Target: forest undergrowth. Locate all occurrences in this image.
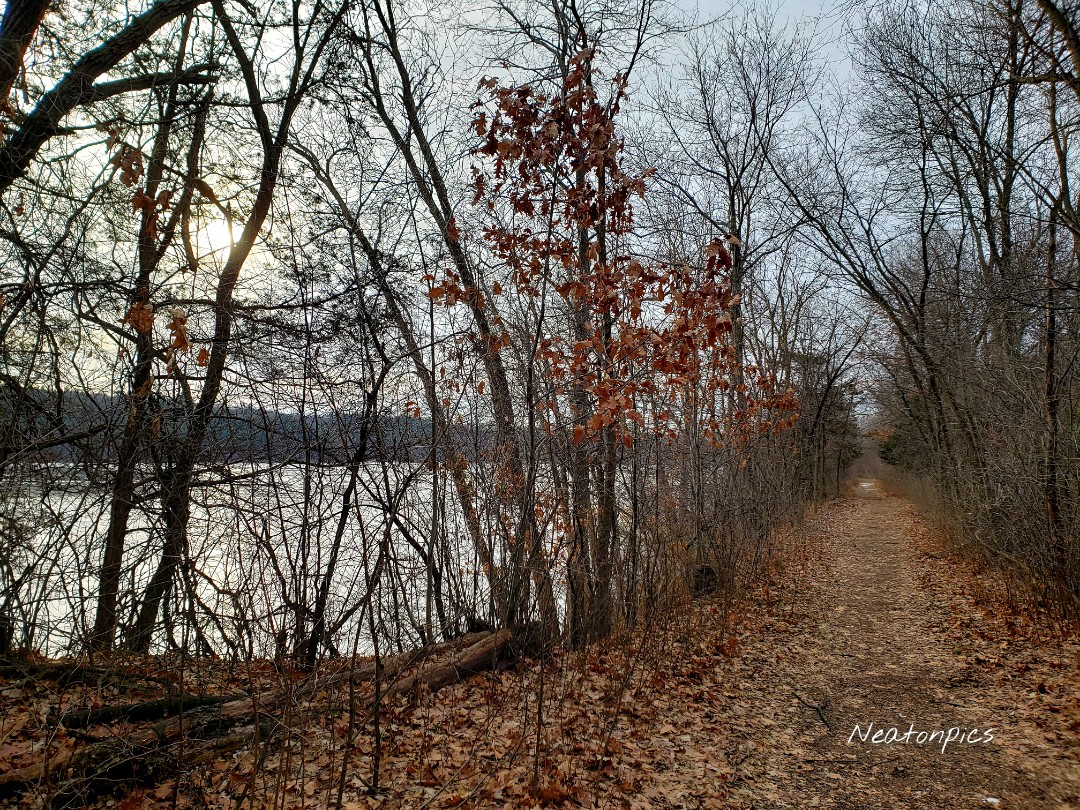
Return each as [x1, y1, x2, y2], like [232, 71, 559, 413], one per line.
[1, 480, 1077, 810]
[0, 509, 814, 809]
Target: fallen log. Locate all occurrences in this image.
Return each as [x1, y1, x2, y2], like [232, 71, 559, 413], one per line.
[0, 660, 101, 683]
[209, 633, 488, 727]
[370, 628, 514, 706]
[59, 693, 238, 729]
[0, 660, 158, 689]
[0, 630, 515, 806]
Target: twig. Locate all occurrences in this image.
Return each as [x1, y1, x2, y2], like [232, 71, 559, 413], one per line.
[793, 689, 833, 732]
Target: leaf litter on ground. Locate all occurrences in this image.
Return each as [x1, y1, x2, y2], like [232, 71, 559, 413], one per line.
[1, 486, 1077, 809]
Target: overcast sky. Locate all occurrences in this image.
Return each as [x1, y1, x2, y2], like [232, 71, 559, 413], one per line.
[680, 0, 853, 75]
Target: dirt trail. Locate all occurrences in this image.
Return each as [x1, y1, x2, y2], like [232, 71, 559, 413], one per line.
[713, 479, 1080, 810]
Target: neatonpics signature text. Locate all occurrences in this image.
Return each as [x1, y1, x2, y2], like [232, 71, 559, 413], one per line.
[848, 723, 995, 753]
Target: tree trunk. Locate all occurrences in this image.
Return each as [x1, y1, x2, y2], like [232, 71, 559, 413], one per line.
[91, 18, 201, 650]
[126, 471, 190, 653]
[362, 0, 555, 634]
[1045, 207, 1063, 578]
[0, 0, 49, 103]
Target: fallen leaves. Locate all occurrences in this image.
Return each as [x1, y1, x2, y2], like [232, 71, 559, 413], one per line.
[3, 490, 1076, 809]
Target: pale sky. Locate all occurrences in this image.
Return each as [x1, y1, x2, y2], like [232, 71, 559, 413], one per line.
[682, 0, 853, 76]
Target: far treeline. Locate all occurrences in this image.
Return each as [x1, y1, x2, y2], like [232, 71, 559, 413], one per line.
[0, 0, 1076, 664]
